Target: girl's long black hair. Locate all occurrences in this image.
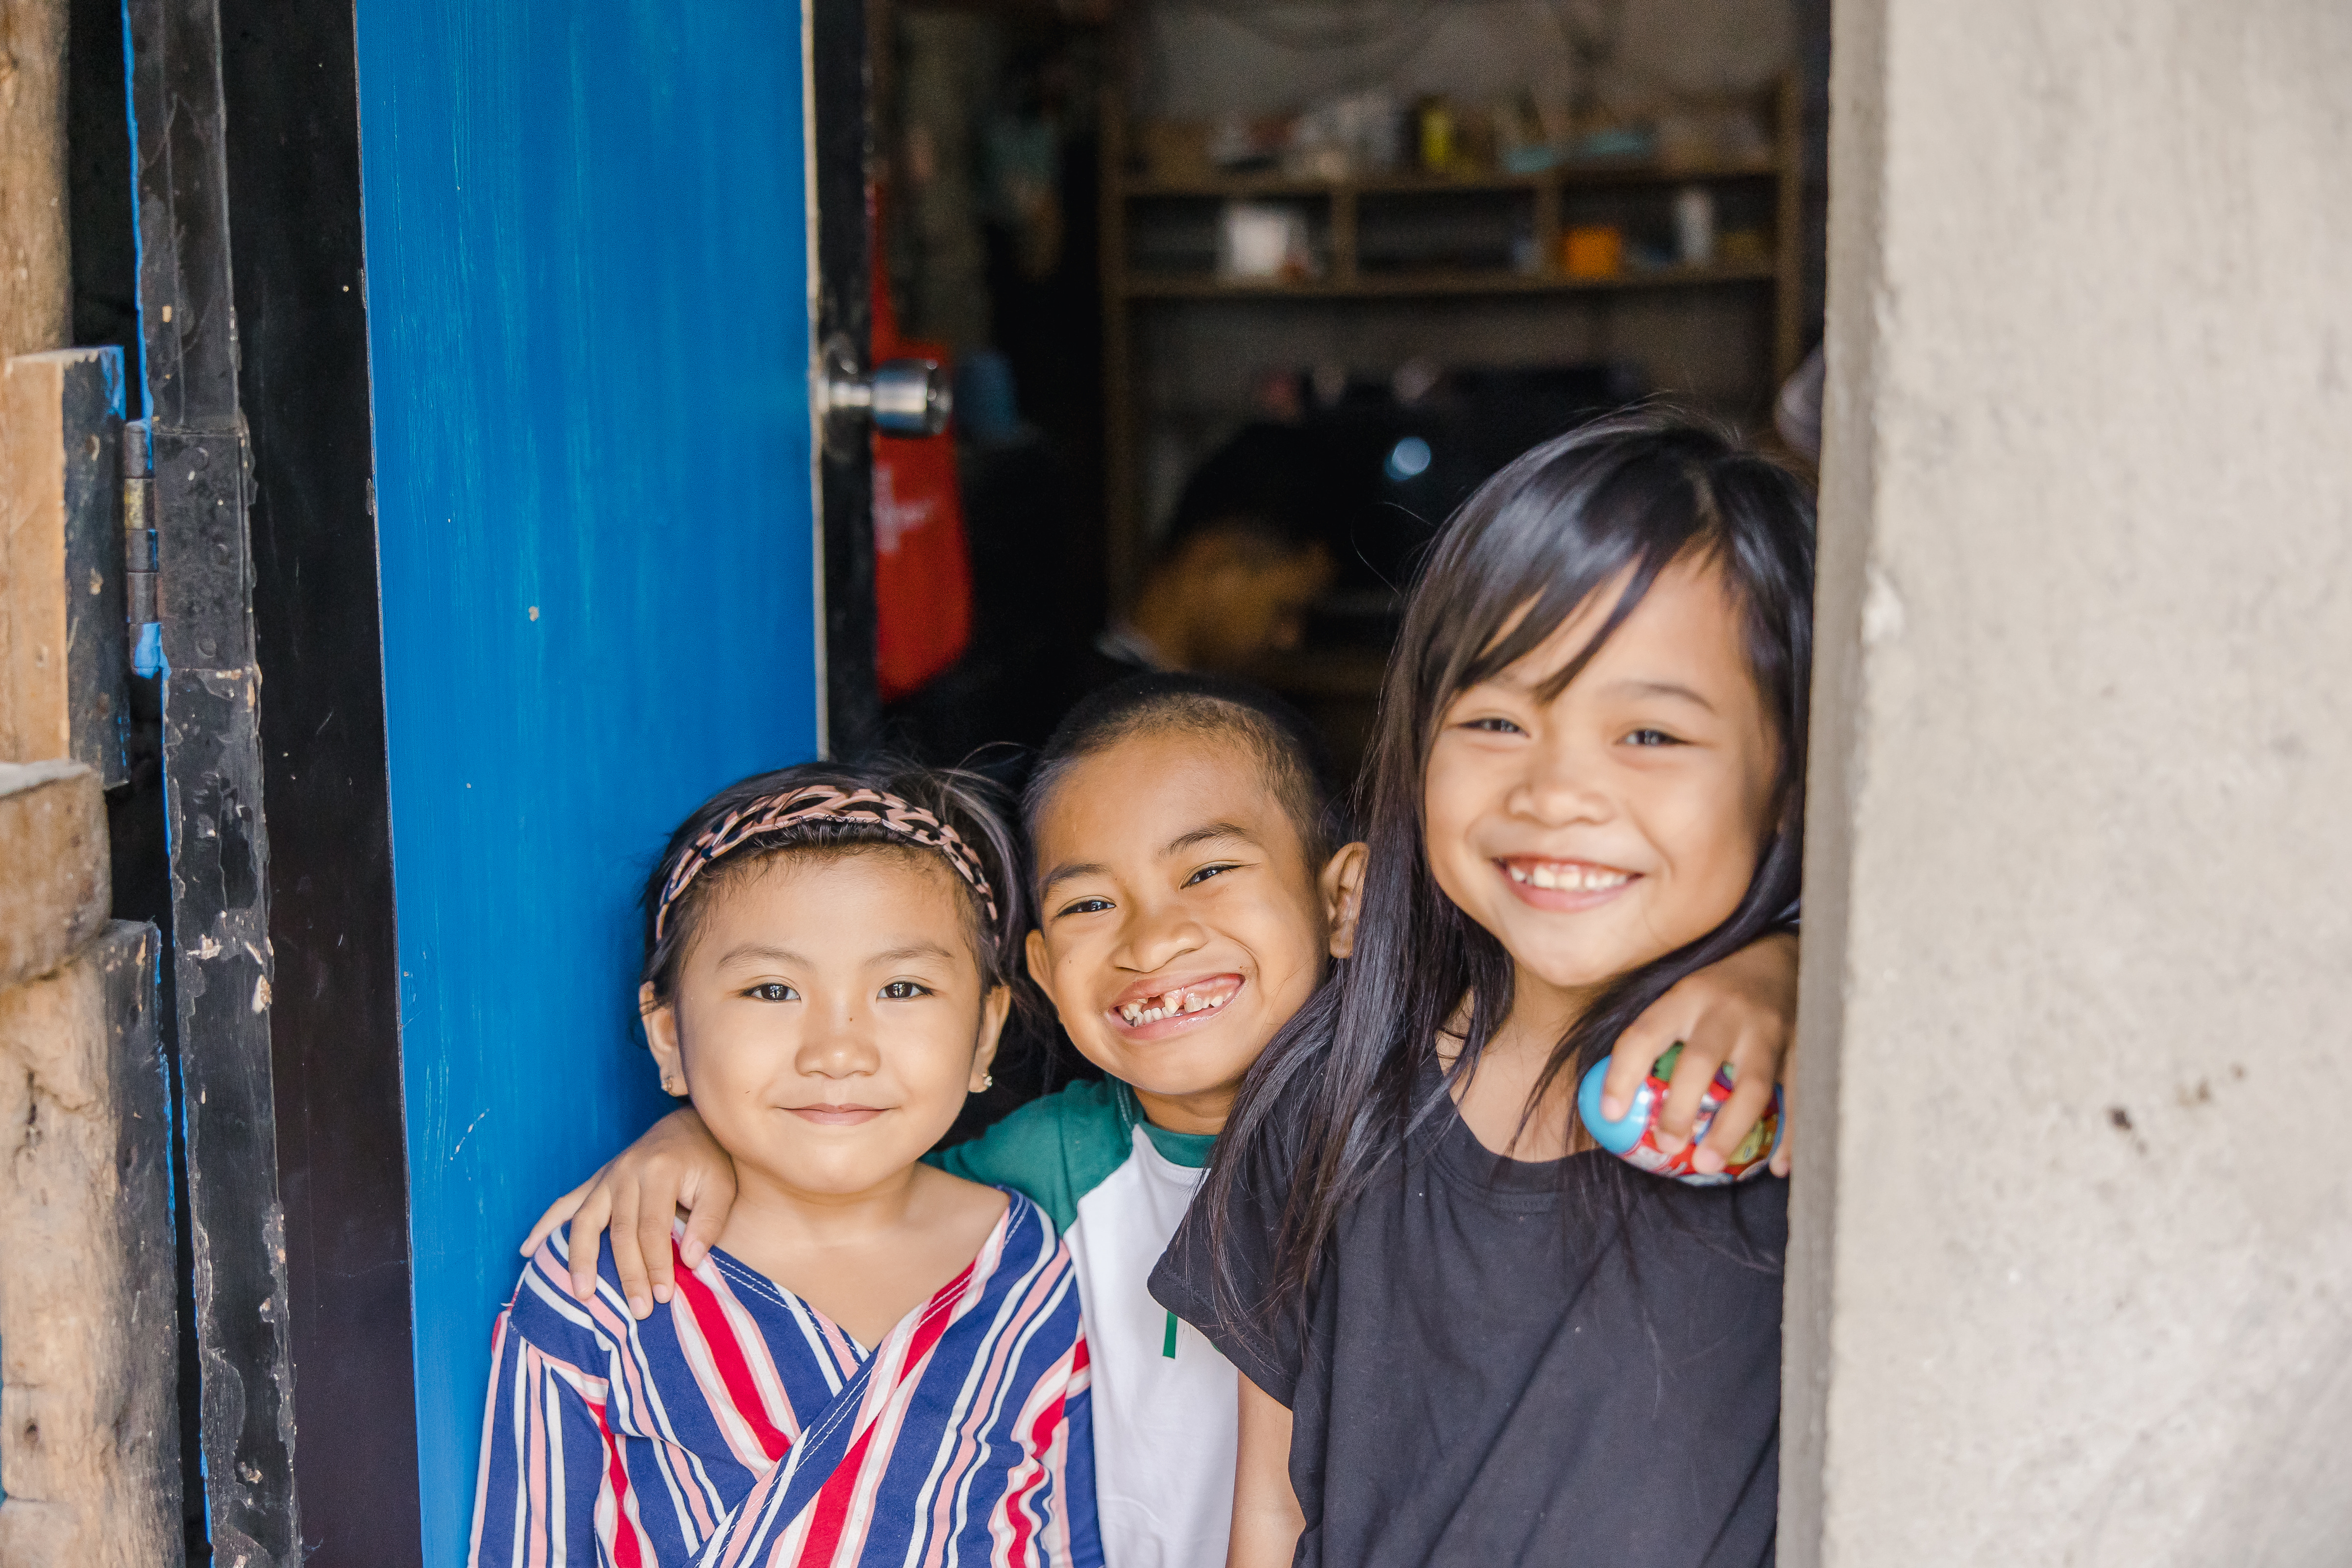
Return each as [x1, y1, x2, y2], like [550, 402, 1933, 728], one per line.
[1202, 409, 1816, 1326]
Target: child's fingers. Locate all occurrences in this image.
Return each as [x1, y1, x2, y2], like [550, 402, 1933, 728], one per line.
[1768, 1052, 1798, 1176]
[637, 1191, 680, 1307]
[523, 1173, 599, 1257]
[676, 1165, 737, 1271]
[1706, 1012, 1793, 1175]
[1691, 1066, 1778, 1176]
[608, 1186, 654, 1319]
[1601, 1008, 1684, 1122]
[565, 1185, 615, 1302]
[1651, 1028, 1730, 1154]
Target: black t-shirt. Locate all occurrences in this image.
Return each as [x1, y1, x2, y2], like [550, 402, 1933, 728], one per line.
[1151, 1063, 1787, 1568]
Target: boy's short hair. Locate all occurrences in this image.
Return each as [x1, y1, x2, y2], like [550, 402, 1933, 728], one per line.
[1022, 673, 1351, 885]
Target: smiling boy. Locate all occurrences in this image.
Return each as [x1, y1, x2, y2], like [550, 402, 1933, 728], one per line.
[990, 684, 1365, 1568]
[530, 673, 1800, 1568]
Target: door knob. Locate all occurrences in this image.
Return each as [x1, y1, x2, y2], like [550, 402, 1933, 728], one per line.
[817, 332, 952, 454]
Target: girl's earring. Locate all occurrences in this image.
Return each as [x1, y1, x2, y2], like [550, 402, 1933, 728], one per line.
[981, 1073, 995, 1091]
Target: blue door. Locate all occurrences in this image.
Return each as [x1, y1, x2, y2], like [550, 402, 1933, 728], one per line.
[352, 5, 824, 1558]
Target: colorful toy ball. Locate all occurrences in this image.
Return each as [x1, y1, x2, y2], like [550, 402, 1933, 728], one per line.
[1575, 1042, 1783, 1186]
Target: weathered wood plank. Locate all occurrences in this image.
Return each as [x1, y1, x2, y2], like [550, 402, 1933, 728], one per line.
[0, 920, 184, 1568]
[0, 347, 131, 784]
[0, 0, 69, 363]
[0, 759, 106, 991]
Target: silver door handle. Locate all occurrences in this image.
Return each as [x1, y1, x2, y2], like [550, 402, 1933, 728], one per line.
[817, 332, 952, 451]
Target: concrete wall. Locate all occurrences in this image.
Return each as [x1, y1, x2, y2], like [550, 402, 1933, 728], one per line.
[1787, 1, 2352, 1564]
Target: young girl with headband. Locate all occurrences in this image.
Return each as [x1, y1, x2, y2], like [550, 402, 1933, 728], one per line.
[469, 762, 1100, 1568]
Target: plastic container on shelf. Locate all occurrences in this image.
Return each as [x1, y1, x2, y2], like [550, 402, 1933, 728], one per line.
[1675, 184, 1717, 265]
[1563, 224, 1623, 278]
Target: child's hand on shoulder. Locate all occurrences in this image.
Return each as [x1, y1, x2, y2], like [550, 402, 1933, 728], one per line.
[521, 1106, 739, 1318]
[1600, 930, 1798, 1177]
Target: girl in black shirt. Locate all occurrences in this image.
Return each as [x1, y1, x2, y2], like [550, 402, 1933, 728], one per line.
[1155, 412, 1813, 1567]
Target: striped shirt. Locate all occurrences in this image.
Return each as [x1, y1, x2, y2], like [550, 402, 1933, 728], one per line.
[470, 1190, 1102, 1568]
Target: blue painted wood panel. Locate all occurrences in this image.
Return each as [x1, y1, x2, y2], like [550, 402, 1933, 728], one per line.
[352, 5, 818, 1557]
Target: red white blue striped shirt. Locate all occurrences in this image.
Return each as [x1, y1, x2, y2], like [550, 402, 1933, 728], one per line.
[469, 1190, 1101, 1568]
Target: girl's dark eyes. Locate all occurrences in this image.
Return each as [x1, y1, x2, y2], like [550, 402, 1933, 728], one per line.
[879, 980, 932, 1000]
[1623, 728, 1682, 747]
[1055, 897, 1114, 918]
[745, 982, 798, 1003]
[1183, 862, 1241, 887]
[1462, 716, 1525, 735]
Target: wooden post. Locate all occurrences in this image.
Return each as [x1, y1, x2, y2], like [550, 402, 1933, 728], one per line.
[0, 348, 131, 784]
[0, 760, 107, 989]
[0, 921, 183, 1568]
[0, 0, 70, 362]
[0, 763, 183, 1565]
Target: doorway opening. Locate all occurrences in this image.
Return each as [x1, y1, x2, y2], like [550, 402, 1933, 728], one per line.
[872, 0, 1827, 784]
[869, 0, 1829, 1134]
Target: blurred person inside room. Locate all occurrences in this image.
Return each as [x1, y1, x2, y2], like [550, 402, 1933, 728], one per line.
[1082, 423, 1338, 689]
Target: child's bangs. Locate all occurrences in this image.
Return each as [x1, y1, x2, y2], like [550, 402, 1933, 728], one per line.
[1420, 440, 1724, 727]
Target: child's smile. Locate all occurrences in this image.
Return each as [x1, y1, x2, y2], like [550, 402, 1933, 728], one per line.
[1110, 971, 1245, 1034]
[785, 1102, 887, 1126]
[1499, 856, 1639, 906]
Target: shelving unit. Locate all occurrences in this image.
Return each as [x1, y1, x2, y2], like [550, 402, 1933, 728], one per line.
[1119, 156, 1778, 199]
[1099, 74, 1805, 614]
[1121, 259, 1779, 301]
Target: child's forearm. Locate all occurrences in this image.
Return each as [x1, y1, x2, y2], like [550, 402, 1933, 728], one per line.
[1226, 1372, 1304, 1568]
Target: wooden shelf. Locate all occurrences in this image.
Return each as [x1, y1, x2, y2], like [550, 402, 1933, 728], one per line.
[1123, 259, 1777, 301]
[1121, 157, 1780, 200]
[1097, 73, 1808, 612]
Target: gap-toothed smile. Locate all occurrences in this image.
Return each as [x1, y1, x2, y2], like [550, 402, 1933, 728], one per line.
[1111, 973, 1243, 1028]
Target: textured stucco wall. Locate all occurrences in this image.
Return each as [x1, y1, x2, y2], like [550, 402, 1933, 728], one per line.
[1784, 2, 2352, 1564]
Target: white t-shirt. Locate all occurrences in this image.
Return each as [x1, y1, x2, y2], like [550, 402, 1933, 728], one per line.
[933, 1079, 1233, 1568]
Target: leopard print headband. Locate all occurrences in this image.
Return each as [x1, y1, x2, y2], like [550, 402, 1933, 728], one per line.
[653, 784, 999, 941]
